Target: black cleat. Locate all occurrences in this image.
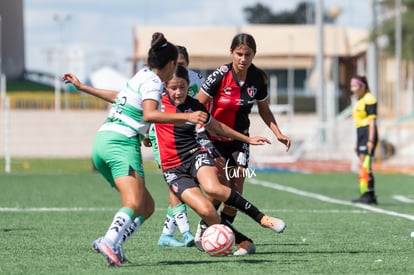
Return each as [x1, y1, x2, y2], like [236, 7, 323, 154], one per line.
[352, 192, 378, 205]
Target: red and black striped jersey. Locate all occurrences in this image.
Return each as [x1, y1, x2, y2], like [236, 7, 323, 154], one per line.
[155, 93, 211, 170]
[200, 63, 268, 141]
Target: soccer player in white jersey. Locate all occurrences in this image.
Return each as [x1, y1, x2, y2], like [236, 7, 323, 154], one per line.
[62, 33, 208, 267]
[177, 45, 205, 97]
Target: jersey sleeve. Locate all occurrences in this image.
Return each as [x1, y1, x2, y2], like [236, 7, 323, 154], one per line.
[254, 67, 269, 102]
[365, 93, 377, 118]
[201, 64, 229, 97]
[141, 79, 163, 103]
[189, 97, 211, 124]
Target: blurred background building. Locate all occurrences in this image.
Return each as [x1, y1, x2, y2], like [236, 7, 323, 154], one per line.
[0, 0, 25, 79]
[0, 0, 412, 173]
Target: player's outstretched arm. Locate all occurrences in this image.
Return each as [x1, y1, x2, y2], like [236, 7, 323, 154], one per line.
[205, 118, 270, 145]
[257, 100, 291, 151]
[142, 99, 208, 125]
[62, 73, 118, 103]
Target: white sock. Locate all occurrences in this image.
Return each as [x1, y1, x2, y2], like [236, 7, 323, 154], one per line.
[161, 211, 177, 235]
[172, 204, 190, 234]
[104, 210, 133, 247]
[119, 215, 145, 245]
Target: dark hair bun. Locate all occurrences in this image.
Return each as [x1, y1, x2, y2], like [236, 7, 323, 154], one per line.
[151, 32, 168, 50]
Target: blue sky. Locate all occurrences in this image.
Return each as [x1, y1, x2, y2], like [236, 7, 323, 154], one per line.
[24, 0, 371, 76]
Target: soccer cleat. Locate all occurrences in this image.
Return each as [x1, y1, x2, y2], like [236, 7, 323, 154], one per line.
[96, 238, 121, 267]
[233, 240, 256, 256]
[91, 237, 103, 253]
[260, 216, 286, 233]
[92, 237, 129, 264]
[182, 231, 195, 247]
[352, 191, 378, 205]
[114, 244, 129, 264]
[157, 234, 185, 247]
[194, 220, 208, 251]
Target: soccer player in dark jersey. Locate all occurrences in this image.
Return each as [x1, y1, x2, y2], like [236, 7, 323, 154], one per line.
[151, 45, 206, 248]
[154, 65, 286, 250]
[195, 33, 291, 255]
[350, 76, 379, 204]
[64, 64, 287, 258]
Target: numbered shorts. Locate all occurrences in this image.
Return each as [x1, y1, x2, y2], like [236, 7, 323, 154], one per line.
[92, 131, 144, 188]
[212, 140, 250, 168]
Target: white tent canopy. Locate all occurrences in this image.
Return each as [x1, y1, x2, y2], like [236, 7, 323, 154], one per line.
[89, 66, 128, 91]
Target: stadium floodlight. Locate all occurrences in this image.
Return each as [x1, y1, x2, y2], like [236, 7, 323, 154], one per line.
[53, 14, 72, 112]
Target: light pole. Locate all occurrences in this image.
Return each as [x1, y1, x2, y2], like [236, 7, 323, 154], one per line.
[395, 0, 401, 119]
[287, 34, 294, 124]
[53, 14, 71, 112]
[316, 0, 326, 144]
[327, 6, 342, 149]
[0, 15, 3, 106]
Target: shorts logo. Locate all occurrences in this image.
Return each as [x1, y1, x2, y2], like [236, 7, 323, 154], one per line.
[195, 153, 211, 170]
[163, 171, 178, 184]
[171, 182, 179, 194]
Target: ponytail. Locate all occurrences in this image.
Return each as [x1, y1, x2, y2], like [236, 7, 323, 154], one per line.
[147, 32, 178, 70]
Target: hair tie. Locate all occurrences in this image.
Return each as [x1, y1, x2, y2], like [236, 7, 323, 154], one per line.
[352, 78, 366, 87]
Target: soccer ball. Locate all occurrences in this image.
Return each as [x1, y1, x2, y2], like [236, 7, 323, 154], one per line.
[201, 224, 235, 256]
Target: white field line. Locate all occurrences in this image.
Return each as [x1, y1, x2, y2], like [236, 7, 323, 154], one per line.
[0, 207, 116, 212]
[2, 182, 414, 220]
[0, 207, 166, 212]
[392, 195, 414, 203]
[0, 207, 365, 214]
[248, 178, 414, 222]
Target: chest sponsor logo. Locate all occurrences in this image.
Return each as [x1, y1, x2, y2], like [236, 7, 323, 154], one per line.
[160, 104, 166, 112]
[224, 87, 232, 95]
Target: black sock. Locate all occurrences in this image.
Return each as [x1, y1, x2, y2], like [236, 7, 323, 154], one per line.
[224, 189, 264, 224]
[220, 219, 253, 244]
[213, 202, 221, 211]
[368, 172, 375, 192]
[220, 212, 235, 224]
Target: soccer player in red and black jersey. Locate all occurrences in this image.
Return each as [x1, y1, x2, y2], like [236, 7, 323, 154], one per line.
[196, 33, 291, 255]
[154, 65, 287, 255]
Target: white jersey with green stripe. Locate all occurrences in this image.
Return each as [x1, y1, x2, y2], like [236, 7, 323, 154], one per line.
[98, 66, 163, 137]
[187, 69, 205, 98]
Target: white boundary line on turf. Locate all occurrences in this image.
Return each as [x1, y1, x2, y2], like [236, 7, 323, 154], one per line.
[0, 207, 171, 212]
[393, 195, 414, 203]
[248, 178, 414, 222]
[0, 207, 116, 212]
[0, 207, 366, 214]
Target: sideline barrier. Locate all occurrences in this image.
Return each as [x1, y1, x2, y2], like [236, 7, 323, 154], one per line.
[5, 92, 109, 110]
